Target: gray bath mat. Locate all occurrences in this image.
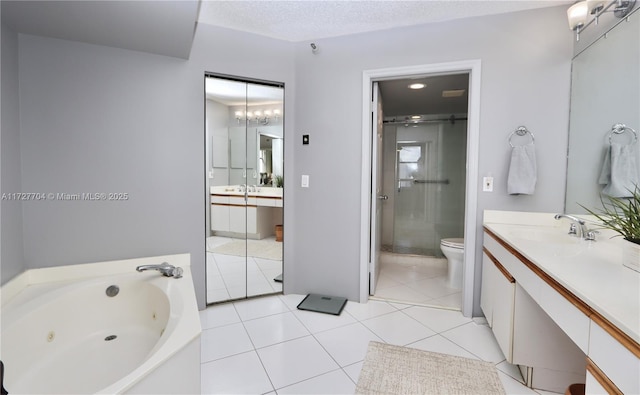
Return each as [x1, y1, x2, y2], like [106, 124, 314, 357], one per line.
[297, 293, 347, 315]
[356, 341, 506, 394]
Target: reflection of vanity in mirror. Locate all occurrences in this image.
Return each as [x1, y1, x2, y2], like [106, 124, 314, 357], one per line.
[565, 7, 639, 213]
[206, 78, 284, 240]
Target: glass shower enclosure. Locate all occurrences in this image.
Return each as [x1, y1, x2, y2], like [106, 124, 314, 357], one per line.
[386, 119, 466, 257]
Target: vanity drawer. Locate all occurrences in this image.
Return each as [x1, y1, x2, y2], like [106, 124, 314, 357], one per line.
[256, 197, 276, 207]
[256, 197, 283, 207]
[211, 195, 229, 204]
[484, 235, 539, 289]
[588, 321, 639, 394]
[228, 196, 247, 206]
[585, 368, 609, 394]
[532, 273, 590, 353]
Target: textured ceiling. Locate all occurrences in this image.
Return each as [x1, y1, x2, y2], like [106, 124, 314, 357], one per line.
[198, 0, 571, 42]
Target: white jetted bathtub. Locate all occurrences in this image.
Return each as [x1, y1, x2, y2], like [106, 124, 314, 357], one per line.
[0, 254, 201, 394]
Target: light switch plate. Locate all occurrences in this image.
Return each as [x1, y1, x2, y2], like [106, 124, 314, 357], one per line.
[483, 177, 494, 192]
[301, 175, 309, 188]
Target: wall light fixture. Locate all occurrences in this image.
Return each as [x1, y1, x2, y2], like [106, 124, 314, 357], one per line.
[568, 0, 636, 41]
[235, 108, 282, 124]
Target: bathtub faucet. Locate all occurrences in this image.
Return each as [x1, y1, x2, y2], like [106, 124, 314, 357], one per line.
[136, 262, 183, 278]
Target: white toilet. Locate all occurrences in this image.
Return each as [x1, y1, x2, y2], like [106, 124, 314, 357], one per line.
[440, 238, 464, 289]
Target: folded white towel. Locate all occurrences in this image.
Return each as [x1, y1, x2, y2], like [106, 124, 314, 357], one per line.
[507, 144, 537, 195]
[598, 142, 639, 198]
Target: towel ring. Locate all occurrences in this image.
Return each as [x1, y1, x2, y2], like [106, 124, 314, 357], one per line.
[608, 123, 638, 144]
[508, 126, 535, 148]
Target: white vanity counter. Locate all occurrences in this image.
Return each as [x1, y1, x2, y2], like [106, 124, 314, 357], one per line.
[483, 210, 639, 394]
[484, 211, 639, 343]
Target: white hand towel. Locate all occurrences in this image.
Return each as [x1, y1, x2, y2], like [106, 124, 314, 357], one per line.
[598, 142, 639, 198]
[507, 144, 537, 195]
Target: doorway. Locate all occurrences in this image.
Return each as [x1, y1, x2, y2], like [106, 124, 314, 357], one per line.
[360, 61, 481, 317]
[204, 74, 284, 304]
[374, 75, 468, 309]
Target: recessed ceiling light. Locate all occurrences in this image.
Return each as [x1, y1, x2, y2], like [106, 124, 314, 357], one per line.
[411, 115, 421, 119]
[442, 89, 466, 98]
[408, 83, 426, 90]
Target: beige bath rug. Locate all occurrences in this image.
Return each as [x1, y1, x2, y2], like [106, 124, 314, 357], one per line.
[356, 341, 506, 395]
[209, 239, 282, 261]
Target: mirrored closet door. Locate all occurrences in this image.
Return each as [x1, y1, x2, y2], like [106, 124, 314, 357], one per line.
[205, 74, 284, 304]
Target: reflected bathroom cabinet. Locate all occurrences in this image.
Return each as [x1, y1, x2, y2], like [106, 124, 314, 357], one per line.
[204, 74, 284, 304]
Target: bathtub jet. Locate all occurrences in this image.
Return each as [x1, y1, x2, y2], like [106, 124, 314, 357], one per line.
[136, 262, 183, 278]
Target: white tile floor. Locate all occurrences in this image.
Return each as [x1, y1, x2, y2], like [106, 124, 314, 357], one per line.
[200, 294, 560, 395]
[373, 252, 462, 309]
[206, 236, 282, 304]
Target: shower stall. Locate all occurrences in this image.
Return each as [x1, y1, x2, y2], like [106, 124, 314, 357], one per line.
[381, 117, 467, 257]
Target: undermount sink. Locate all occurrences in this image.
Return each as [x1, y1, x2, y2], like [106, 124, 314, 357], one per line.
[508, 227, 579, 243]
[507, 227, 588, 258]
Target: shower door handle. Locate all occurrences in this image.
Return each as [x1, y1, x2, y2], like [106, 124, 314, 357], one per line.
[377, 195, 388, 200]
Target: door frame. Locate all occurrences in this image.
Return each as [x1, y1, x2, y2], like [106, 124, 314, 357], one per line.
[369, 82, 384, 295]
[358, 60, 482, 317]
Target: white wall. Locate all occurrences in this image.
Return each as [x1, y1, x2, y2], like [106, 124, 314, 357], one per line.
[289, 6, 573, 313]
[14, 23, 295, 309]
[1, 19, 26, 284]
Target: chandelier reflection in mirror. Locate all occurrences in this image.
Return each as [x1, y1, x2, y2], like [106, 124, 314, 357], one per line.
[567, 0, 637, 41]
[235, 108, 281, 125]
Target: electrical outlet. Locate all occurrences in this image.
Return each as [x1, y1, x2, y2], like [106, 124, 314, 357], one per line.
[483, 177, 494, 192]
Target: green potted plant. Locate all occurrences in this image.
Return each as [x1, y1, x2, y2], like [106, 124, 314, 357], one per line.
[274, 175, 284, 188]
[581, 186, 640, 272]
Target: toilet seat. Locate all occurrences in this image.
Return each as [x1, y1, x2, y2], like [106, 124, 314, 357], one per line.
[441, 238, 464, 249]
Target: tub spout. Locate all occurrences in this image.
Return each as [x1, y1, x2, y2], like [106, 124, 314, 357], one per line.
[136, 262, 183, 278]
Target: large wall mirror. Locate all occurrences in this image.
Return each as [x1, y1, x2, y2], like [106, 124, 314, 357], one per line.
[204, 75, 284, 304]
[565, 9, 640, 213]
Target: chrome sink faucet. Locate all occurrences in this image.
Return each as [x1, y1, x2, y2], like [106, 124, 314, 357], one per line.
[554, 214, 598, 241]
[136, 262, 183, 278]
